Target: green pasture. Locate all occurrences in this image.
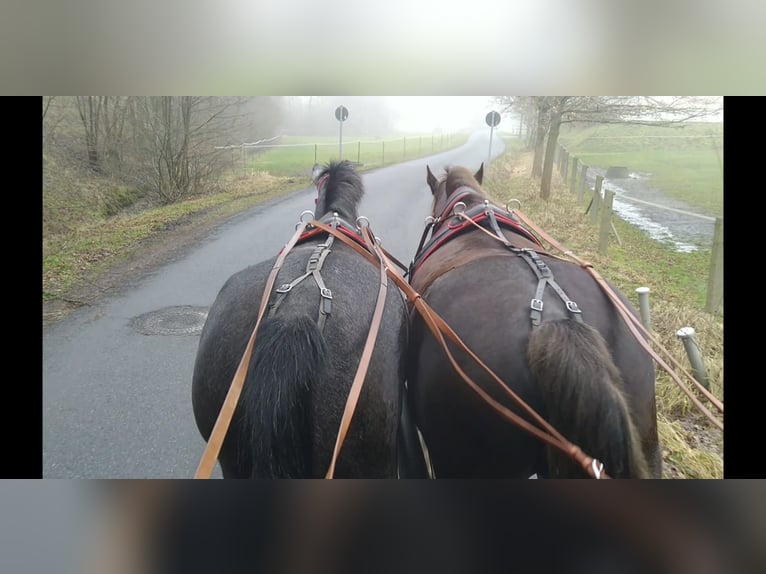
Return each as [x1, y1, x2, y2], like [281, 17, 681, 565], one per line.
[559, 122, 723, 217]
[231, 134, 468, 177]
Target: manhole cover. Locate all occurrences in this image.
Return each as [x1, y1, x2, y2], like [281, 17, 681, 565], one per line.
[131, 306, 209, 336]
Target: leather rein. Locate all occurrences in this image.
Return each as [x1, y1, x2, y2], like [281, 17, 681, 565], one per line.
[194, 216, 406, 479]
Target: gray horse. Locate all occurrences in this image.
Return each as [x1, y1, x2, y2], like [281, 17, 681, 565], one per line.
[192, 160, 412, 478]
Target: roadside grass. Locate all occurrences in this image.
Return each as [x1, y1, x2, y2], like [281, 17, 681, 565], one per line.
[484, 150, 723, 479]
[559, 122, 723, 217]
[43, 170, 302, 300]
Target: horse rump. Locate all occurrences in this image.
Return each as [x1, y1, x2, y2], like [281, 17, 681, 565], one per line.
[239, 315, 329, 478]
[526, 319, 650, 478]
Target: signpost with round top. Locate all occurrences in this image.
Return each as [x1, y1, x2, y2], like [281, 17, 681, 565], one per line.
[335, 105, 349, 159]
[486, 110, 501, 165]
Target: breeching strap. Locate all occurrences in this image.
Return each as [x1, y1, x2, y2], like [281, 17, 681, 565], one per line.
[510, 208, 723, 429]
[324, 225, 390, 478]
[194, 222, 309, 479]
[311, 220, 610, 479]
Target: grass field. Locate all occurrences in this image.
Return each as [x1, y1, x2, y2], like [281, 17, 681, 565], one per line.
[558, 122, 723, 217]
[234, 134, 468, 177]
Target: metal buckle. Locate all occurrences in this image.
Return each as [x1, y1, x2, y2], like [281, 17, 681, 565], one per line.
[276, 283, 292, 294]
[566, 301, 581, 313]
[531, 299, 543, 312]
[320, 288, 333, 299]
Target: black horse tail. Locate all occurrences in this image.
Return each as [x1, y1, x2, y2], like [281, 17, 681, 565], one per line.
[239, 315, 328, 478]
[526, 319, 650, 478]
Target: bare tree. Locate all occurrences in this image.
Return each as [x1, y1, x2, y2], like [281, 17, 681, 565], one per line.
[72, 96, 133, 173]
[495, 96, 552, 178]
[127, 96, 258, 204]
[75, 96, 104, 170]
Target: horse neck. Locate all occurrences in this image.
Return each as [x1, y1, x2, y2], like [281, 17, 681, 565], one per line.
[436, 184, 486, 220]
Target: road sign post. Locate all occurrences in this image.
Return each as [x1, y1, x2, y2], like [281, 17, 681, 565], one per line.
[485, 111, 501, 165]
[335, 105, 349, 159]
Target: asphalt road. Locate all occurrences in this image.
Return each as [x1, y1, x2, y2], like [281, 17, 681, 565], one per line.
[42, 129, 506, 478]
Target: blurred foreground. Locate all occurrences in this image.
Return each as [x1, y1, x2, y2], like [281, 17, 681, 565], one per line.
[1, 481, 763, 574]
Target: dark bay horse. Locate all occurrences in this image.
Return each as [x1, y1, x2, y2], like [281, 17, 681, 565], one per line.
[191, 160, 409, 478]
[406, 163, 661, 478]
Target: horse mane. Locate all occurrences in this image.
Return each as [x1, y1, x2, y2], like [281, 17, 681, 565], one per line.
[315, 160, 364, 220]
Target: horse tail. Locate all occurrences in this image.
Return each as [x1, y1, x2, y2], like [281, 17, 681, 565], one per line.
[239, 315, 328, 478]
[526, 319, 650, 478]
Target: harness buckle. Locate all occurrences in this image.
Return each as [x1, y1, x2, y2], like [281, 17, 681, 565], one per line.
[566, 301, 582, 314]
[320, 288, 333, 300]
[531, 299, 544, 312]
[276, 283, 292, 294]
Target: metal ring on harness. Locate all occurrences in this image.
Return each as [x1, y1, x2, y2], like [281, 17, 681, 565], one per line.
[424, 215, 435, 226]
[453, 202, 466, 216]
[505, 199, 521, 213]
[356, 216, 371, 228]
[297, 210, 315, 228]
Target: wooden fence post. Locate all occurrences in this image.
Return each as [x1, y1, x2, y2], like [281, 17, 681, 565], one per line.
[705, 217, 724, 314]
[598, 189, 615, 255]
[570, 157, 579, 194]
[590, 175, 603, 225]
[578, 165, 588, 203]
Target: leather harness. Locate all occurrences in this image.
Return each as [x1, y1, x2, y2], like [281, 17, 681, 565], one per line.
[268, 212, 365, 332]
[410, 187, 583, 327]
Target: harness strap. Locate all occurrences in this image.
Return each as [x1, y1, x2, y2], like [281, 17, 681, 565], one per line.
[325, 224, 389, 478]
[517, 249, 583, 327]
[311, 219, 610, 479]
[512, 208, 724, 427]
[194, 221, 310, 479]
[431, 209, 584, 328]
[269, 229, 336, 331]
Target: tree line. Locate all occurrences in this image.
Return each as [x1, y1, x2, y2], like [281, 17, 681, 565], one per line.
[494, 96, 721, 200]
[43, 96, 283, 204]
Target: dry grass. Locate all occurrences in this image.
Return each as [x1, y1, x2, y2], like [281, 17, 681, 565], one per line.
[43, 166, 303, 300]
[483, 149, 723, 479]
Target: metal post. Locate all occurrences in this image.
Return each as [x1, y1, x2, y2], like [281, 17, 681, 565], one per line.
[357, 141, 361, 164]
[488, 125, 495, 165]
[339, 120, 343, 159]
[314, 143, 317, 164]
[635, 287, 651, 330]
[676, 327, 710, 390]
